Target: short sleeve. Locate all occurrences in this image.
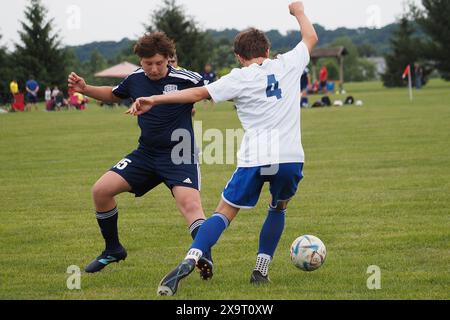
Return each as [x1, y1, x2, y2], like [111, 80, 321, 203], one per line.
[205, 70, 241, 103]
[112, 77, 131, 99]
[280, 41, 310, 73]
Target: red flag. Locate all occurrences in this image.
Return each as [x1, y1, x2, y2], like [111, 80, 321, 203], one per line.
[402, 65, 411, 79]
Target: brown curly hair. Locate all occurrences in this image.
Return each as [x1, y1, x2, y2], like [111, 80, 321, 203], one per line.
[134, 32, 176, 59]
[234, 28, 271, 61]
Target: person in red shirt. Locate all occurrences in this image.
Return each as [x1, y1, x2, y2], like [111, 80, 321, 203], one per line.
[319, 66, 328, 93]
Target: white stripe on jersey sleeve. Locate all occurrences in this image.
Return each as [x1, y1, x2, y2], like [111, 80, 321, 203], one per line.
[169, 72, 202, 84]
[170, 68, 203, 81]
[131, 68, 145, 75]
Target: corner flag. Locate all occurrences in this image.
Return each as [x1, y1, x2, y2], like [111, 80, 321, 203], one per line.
[402, 65, 411, 79]
[402, 64, 413, 102]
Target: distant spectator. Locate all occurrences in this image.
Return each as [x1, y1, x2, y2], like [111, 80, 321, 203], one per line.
[319, 66, 328, 93]
[10, 80, 19, 101]
[54, 91, 67, 111]
[169, 53, 197, 117]
[307, 80, 320, 95]
[168, 53, 181, 69]
[9, 80, 19, 110]
[70, 92, 87, 110]
[52, 86, 60, 99]
[414, 63, 424, 90]
[301, 67, 310, 92]
[202, 63, 217, 109]
[300, 67, 310, 108]
[26, 76, 39, 112]
[45, 87, 53, 111]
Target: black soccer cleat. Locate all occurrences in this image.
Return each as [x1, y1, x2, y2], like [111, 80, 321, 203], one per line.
[157, 259, 196, 296]
[197, 256, 214, 281]
[84, 246, 127, 273]
[250, 270, 271, 285]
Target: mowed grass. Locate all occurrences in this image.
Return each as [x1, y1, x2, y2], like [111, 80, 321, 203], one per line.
[0, 80, 449, 300]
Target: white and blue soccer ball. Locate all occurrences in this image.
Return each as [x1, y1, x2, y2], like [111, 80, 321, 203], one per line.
[290, 235, 327, 271]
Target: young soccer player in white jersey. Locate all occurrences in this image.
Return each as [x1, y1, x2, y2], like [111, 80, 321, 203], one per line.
[127, 1, 318, 296]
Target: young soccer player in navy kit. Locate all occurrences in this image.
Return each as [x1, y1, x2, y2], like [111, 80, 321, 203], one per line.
[68, 32, 213, 280]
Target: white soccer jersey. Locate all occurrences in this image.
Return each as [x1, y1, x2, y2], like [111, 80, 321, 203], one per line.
[206, 41, 310, 167]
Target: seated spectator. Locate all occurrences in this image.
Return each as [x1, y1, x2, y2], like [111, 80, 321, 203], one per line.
[10, 80, 19, 104]
[51, 86, 60, 99]
[70, 92, 87, 110]
[55, 91, 68, 111]
[308, 80, 320, 95]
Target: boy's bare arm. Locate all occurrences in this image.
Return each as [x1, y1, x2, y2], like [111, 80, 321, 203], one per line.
[68, 72, 122, 103]
[289, 1, 318, 53]
[126, 87, 210, 116]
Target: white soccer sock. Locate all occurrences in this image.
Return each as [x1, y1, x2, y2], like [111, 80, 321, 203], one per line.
[255, 254, 272, 277]
[185, 249, 203, 263]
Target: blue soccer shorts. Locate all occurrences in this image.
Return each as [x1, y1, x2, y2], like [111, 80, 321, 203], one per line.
[222, 163, 304, 209]
[109, 149, 200, 197]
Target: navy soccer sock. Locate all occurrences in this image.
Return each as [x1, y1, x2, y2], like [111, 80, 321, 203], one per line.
[189, 219, 205, 239]
[96, 207, 122, 252]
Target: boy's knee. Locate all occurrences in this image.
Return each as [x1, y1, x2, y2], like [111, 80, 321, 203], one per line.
[272, 200, 289, 211]
[179, 199, 202, 215]
[92, 182, 110, 200]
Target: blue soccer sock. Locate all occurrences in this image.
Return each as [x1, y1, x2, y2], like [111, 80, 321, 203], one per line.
[189, 219, 213, 261]
[186, 213, 229, 261]
[258, 207, 286, 258]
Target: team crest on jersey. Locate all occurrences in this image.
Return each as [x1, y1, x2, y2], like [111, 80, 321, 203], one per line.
[163, 84, 178, 94]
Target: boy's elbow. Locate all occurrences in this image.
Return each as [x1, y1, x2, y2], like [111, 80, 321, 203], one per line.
[196, 87, 210, 102]
[306, 35, 318, 52]
[311, 34, 319, 46]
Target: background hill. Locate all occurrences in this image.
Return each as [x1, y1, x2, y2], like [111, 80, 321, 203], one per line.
[69, 23, 399, 63]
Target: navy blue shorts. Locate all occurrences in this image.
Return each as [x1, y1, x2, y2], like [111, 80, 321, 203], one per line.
[27, 93, 37, 104]
[222, 163, 304, 209]
[109, 149, 201, 197]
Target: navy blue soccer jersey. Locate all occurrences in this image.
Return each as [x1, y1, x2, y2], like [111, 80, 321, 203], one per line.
[202, 72, 217, 85]
[112, 66, 203, 155]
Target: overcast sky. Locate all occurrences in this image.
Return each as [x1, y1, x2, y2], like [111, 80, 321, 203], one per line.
[1, 0, 420, 49]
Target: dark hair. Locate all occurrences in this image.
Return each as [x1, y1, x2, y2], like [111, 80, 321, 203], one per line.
[234, 28, 271, 60]
[134, 32, 176, 59]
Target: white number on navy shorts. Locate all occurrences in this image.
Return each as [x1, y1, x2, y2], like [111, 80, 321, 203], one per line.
[114, 158, 132, 170]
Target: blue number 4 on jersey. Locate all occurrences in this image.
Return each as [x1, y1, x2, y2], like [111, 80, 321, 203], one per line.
[266, 74, 282, 100]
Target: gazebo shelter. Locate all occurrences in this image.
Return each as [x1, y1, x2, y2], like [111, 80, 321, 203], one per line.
[310, 47, 348, 91]
[95, 61, 140, 78]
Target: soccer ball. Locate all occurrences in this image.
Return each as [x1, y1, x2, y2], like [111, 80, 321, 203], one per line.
[290, 235, 327, 271]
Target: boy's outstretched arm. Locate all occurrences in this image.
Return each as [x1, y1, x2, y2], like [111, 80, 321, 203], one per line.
[68, 72, 122, 103]
[126, 87, 210, 116]
[289, 1, 318, 53]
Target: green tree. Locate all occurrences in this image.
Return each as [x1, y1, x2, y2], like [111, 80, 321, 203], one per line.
[85, 49, 114, 86]
[357, 43, 377, 58]
[0, 34, 14, 103]
[88, 49, 108, 74]
[113, 42, 140, 66]
[413, 0, 450, 80]
[146, 0, 210, 72]
[14, 0, 69, 95]
[209, 38, 239, 76]
[382, 15, 422, 87]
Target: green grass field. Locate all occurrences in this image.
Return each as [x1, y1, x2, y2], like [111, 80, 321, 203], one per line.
[1, 80, 449, 300]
